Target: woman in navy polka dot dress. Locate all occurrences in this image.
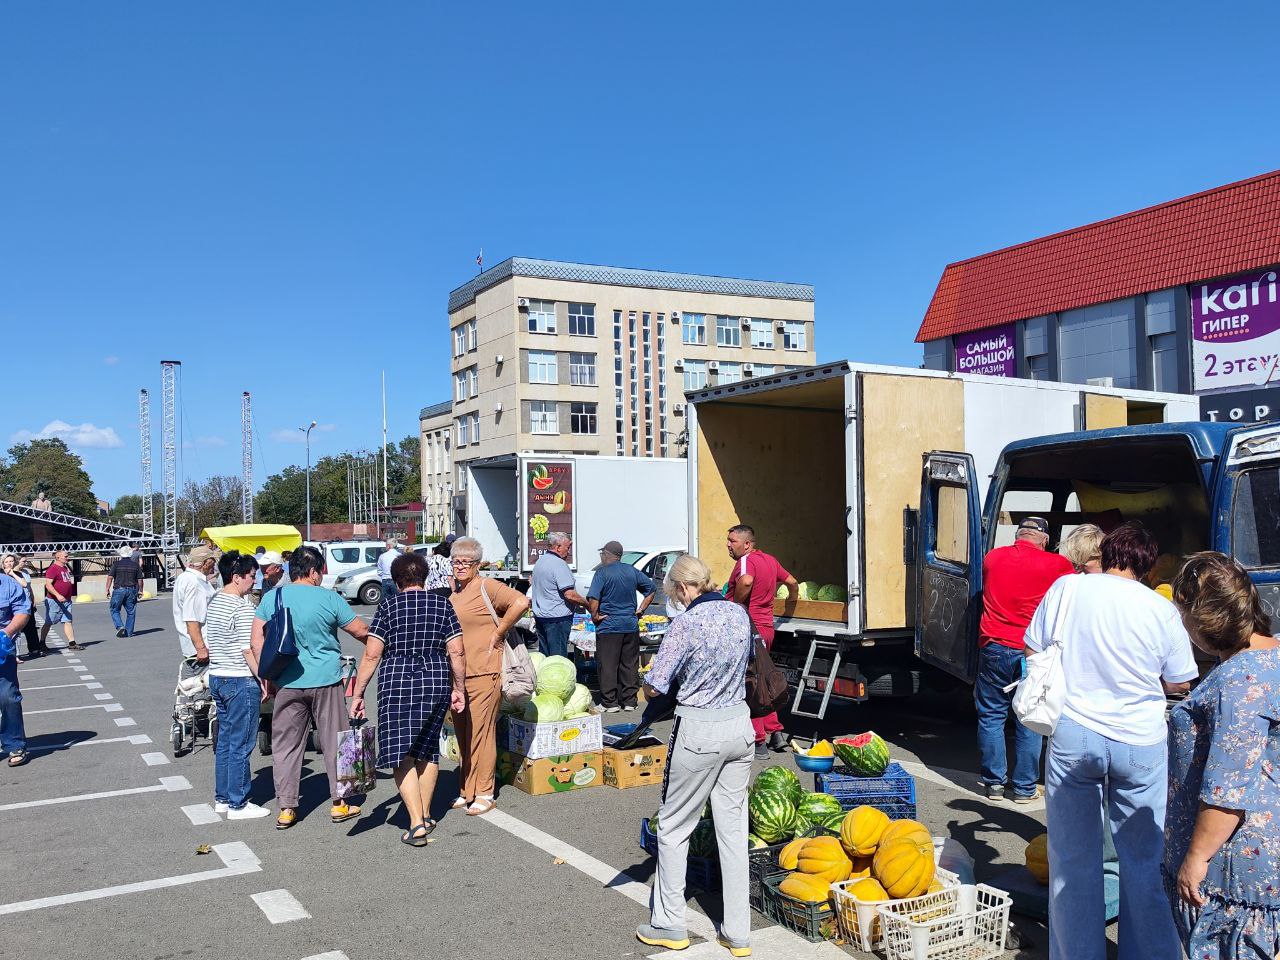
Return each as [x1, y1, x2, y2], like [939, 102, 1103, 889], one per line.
[351, 552, 466, 846]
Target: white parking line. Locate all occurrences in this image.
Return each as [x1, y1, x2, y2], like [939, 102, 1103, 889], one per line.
[17, 665, 80, 673]
[27, 733, 152, 755]
[114, 717, 137, 727]
[27, 703, 119, 716]
[104, 703, 123, 712]
[79, 674, 96, 680]
[0, 776, 191, 812]
[0, 841, 261, 915]
[182, 803, 222, 825]
[24, 681, 103, 691]
[302, 953, 351, 960]
[251, 889, 311, 924]
[141, 752, 169, 766]
[94, 693, 114, 700]
[65, 659, 81, 664]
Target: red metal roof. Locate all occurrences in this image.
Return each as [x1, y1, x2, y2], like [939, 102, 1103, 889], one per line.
[916, 168, 1280, 342]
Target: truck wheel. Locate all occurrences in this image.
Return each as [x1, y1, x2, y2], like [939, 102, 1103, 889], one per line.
[359, 581, 382, 606]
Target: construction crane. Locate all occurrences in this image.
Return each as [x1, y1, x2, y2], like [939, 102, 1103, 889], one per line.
[241, 391, 253, 523]
[139, 389, 153, 536]
[161, 361, 180, 576]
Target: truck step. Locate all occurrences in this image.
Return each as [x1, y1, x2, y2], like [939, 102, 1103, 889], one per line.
[790, 637, 846, 720]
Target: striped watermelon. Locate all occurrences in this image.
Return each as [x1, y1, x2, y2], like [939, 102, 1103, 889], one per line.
[748, 833, 769, 849]
[690, 819, 718, 859]
[751, 765, 803, 807]
[792, 791, 845, 834]
[748, 790, 797, 843]
[834, 731, 890, 776]
[818, 809, 846, 833]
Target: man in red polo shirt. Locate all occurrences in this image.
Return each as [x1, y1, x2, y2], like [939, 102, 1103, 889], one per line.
[725, 524, 799, 760]
[977, 516, 1073, 802]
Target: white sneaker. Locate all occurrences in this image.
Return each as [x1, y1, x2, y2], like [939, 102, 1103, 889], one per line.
[227, 802, 273, 820]
[622, 705, 636, 712]
[214, 802, 229, 813]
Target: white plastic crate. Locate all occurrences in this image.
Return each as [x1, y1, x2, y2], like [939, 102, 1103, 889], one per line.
[831, 868, 960, 952]
[876, 884, 1011, 960]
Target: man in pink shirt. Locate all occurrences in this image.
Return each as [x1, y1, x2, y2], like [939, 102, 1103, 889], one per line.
[725, 524, 798, 759]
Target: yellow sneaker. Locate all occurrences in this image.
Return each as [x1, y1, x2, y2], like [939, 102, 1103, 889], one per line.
[717, 936, 751, 957]
[330, 801, 361, 823]
[636, 925, 689, 951]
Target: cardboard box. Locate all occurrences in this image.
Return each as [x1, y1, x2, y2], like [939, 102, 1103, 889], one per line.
[602, 737, 668, 789]
[504, 712, 604, 760]
[497, 749, 603, 796]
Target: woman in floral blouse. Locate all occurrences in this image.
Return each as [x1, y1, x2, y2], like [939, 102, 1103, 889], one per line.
[1167, 551, 1280, 959]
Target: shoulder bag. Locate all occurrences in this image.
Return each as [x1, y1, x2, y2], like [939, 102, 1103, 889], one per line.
[1009, 574, 1079, 737]
[745, 630, 790, 718]
[256, 587, 298, 681]
[478, 578, 537, 705]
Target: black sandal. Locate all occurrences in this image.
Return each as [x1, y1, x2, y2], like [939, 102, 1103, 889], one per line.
[8, 750, 29, 767]
[400, 821, 433, 847]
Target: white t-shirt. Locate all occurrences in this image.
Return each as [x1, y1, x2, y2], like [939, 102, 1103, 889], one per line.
[172, 569, 216, 657]
[204, 592, 256, 677]
[1026, 572, 1198, 746]
[377, 548, 399, 581]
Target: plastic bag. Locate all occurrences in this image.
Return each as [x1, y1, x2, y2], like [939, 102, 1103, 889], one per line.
[336, 723, 377, 799]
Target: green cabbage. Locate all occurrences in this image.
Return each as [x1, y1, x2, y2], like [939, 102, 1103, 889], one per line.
[565, 682, 593, 715]
[528, 651, 546, 672]
[523, 693, 566, 723]
[815, 584, 846, 602]
[563, 711, 590, 719]
[776, 584, 788, 599]
[536, 656, 578, 701]
[798, 581, 821, 600]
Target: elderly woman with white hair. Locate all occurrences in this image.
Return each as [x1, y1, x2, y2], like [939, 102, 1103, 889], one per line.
[1060, 523, 1105, 575]
[106, 545, 143, 638]
[447, 536, 531, 815]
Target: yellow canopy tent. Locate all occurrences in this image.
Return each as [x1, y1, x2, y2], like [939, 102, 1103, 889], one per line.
[198, 524, 303, 555]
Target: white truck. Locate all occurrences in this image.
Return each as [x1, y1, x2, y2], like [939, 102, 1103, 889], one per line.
[685, 361, 1201, 717]
[463, 453, 689, 588]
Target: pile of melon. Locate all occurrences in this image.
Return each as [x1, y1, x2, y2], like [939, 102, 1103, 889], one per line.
[747, 766, 847, 844]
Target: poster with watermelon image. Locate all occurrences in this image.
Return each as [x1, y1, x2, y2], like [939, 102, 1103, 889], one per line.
[524, 459, 574, 568]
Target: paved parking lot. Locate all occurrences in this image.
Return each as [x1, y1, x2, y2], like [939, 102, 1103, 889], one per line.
[3, 600, 1059, 960]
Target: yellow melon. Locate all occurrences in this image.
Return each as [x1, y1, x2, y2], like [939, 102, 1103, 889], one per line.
[872, 837, 936, 899]
[840, 805, 890, 858]
[1025, 833, 1049, 885]
[849, 855, 874, 880]
[797, 835, 853, 883]
[778, 837, 807, 871]
[779, 872, 832, 905]
[879, 819, 931, 848]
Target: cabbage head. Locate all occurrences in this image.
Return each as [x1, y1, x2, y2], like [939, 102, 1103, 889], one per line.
[798, 581, 821, 600]
[565, 682, 593, 715]
[528, 651, 546, 672]
[563, 711, 590, 720]
[536, 656, 578, 701]
[815, 584, 846, 602]
[775, 584, 788, 599]
[524, 693, 566, 723]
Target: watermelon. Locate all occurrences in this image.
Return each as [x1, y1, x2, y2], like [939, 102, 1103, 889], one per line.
[792, 791, 845, 834]
[751, 765, 803, 807]
[649, 812, 660, 836]
[690, 819, 718, 859]
[818, 809, 846, 832]
[748, 833, 769, 849]
[748, 790, 796, 844]
[834, 731, 891, 776]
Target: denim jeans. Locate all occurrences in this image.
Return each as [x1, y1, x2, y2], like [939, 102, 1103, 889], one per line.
[110, 587, 138, 635]
[209, 675, 259, 809]
[535, 615, 573, 659]
[974, 642, 1043, 796]
[381, 579, 398, 600]
[0, 654, 26, 752]
[1045, 715, 1179, 960]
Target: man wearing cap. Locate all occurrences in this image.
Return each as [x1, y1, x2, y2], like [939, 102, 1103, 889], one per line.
[258, 551, 286, 597]
[106, 546, 142, 638]
[173, 545, 219, 665]
[587, 541, 657, 713]
[976, 516, 1074, 803]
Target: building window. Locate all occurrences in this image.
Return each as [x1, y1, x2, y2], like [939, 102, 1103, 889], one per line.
[683, 359, 708, 391]
[453, 325, 467, 358]
[569, 352, 596, 386]
[716, 315, 742, 348]
[922, 339, 948, 371]
[468, 367, 478, 397]
[528, 350, 558, 384]
[456, 416, 471, 446]
[467, 320, 477, 352]
[718, 361, 742, 384]
[750, 318, 774, 349]
[656, 313, 667, 455]
[530, 400, 558, 435]
[783, 321, 807, 351]
[571, 402, 598, 435]
[1151, 333, 1179, 392]
[629, 312, 638, 455]
[454, 371, 467, 402]
[471, 413, 481, 444]
[1058, 298, 1138, 389]
[1022, 316, 1049, 379]
[754, 364, 774, 376]
[528, 299, 556, 334]
[682, 312, 706, 345]
[568, 303, 595, 337]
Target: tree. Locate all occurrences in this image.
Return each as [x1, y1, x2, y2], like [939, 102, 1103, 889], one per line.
[179, 475, 246, 536]
[108, 494, 146, 529]
[0, 438, 98, 517]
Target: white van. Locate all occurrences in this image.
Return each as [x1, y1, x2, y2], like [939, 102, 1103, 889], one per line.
[303, 540, 387, 590]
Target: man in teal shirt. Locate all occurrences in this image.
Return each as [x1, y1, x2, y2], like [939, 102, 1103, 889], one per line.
[587, 540, 656, 713]
[252, 545, 369, 829]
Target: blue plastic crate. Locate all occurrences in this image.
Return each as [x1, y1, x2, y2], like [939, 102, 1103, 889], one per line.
[640, 818, 721, 890]
[815, 762, 917, 817]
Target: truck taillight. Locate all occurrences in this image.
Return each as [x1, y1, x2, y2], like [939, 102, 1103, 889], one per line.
[815, 677, 865, 700]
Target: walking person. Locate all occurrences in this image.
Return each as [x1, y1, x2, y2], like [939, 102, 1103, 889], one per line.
[1166, 552, 1280, 959]
[424, 535, 455, 596]
[447, 536, 531, 816]
[725, 524, 798, 759]
[205, 551, 271, 819]
[0, 569, 33, 767]
[529, 532, 587, 658]
[588, 540, 656, 713]
[1027, 521, 1197, 960]
[637, 554, 754, 957]
[350, 551, 467, 845]
[173, 546, 219, 666]
[106, 545, 142, 637]
[39, 549, 79, 651]
[376, 539, 402, 602]
[251, 545, 370, 829]
[3, 556, 44, 658]
[975, 516, 1073, 802]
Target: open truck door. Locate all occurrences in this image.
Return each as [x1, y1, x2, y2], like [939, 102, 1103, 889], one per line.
[915, 452, 983, 683]
[1213, 424, 1280, 618]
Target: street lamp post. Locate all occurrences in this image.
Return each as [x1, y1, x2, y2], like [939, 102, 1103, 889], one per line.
[301, 420, 317, 540]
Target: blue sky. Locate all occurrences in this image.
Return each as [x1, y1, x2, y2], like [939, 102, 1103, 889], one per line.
[4, 2, 1279, 502]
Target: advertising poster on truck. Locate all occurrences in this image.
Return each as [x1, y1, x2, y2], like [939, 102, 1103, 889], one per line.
[524, 459, 574, 567]
[1192, 266, 1280, 391]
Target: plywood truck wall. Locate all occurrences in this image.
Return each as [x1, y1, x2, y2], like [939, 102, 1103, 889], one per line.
[1082, 393, 1128, 430]
[696, 402, 845, 588]
[860, 375, 964, 631]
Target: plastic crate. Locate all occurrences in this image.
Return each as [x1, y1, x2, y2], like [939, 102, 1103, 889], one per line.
[877, 884, 1011, 960]
[761, 872, 837, 942]
[748, 841, 788, 912]
[639, 818, 721, 891]
[816, 763, 917, 819]
[831, 867, 960, 952]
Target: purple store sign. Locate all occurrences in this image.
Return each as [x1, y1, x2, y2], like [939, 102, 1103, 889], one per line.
[954, 323, 1016, 377]
[1192, 267, 1280, 391]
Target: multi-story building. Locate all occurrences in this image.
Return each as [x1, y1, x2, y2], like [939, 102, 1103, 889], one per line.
[447, 258, 816, 484]
[418, 400, 453, 539]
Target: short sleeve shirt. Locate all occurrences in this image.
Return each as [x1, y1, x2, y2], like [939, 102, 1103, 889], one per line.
[254, 584, 356, 688]
[0, 574, 32, 660]
[172, 569, 217, 657]
[46, 562, 76, 601]
[448, 577, 527, 676]
[725, 550, 790, 632]
[530, 553, 575, 619]
[109, 558, 141, 589]
[587, 562, 656, 634]
[979, 541, 1075, 648]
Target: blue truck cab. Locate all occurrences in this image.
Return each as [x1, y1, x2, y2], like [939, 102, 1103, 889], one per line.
[916, 421, 1280, 682]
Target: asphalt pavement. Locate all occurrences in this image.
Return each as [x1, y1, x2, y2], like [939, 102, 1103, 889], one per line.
[2, 599, 1061, 960]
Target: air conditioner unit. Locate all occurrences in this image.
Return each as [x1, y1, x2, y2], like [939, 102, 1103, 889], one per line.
[775, 321, 787, 331]
[517, 298, 529, 309]
[494, 354, 504, 366]
[740, 317, 752, 329]
[708, 361, 720, 372]
[743, 365, 754, 376]
[670, 311, 681, 321]
[493, 402, 503, 413]
[673, 403, 685, 414]
[673, 360, 684, 371]
[1087, 376, 1115, 387]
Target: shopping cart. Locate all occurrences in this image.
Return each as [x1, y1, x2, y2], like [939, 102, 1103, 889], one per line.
[171, 656, 217, 757]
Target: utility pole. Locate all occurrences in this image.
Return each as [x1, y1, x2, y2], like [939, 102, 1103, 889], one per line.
[381, 370, 389, 537]
[139, 389, 153, 536]
[301, 420, 317, 540]
[241, 392, 254, 523]
[161, 361, 180, 579]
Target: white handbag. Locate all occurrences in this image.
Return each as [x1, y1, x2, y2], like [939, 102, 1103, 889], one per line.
[477, 578, 537, 706]
[1008, 574, 1078, 737]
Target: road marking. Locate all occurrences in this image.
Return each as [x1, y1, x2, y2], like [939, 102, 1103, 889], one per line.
[65, 658, 81, 664]
[0, 841, 261, 915]
[94, 693, 114, 700]
[894, 759, 1047, 809]
[182, 803, 222, 825]
[302, 953, 351, 960]
[17, 665, 80, 673]
[646, 925, 847, 959]
[104, 703, 123, 712]
[79, 674, 96, 680]
[141, 752, 170, 766]
[27, 703, 120, 715]
[27, 733, 152, 755]
[0, 776, 191, 812]
[482, 808, 718, 940]
[114, 717, 137, 727]
[251, 889, 311, 924]
[24, 681, 104, 691]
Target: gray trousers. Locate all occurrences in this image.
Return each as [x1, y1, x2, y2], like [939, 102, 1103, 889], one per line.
[651, 702, 754, 945]
[271, 683, 346, 808]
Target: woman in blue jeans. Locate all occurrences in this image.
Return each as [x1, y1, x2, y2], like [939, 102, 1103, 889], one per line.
[205, 552, 271, 819]
[1024, 522, 1198, 960]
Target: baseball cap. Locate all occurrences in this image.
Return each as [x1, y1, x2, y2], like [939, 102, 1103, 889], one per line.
[444, 533, 457, 544]
[187, 545, 220, 567]
[599, 540, 624, 557]
[1018, 517, 1050, 535]
[258, 550, 283, 567]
